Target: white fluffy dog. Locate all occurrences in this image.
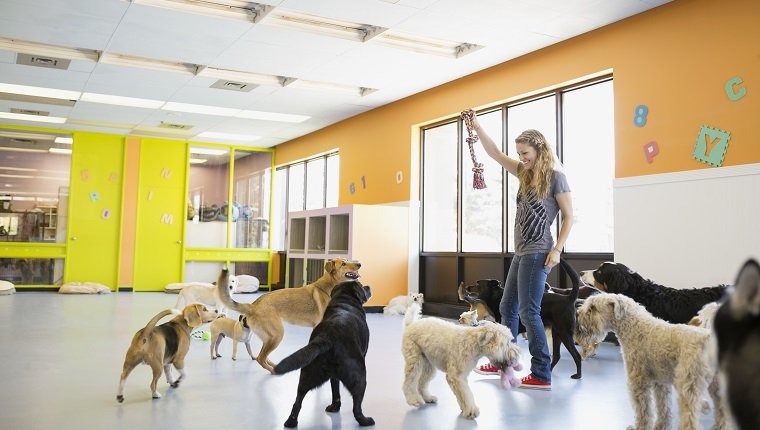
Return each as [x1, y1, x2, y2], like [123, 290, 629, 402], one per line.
[384, 292, 424, 315]
[175, 277, 238, 315]
[401, 303, 521, 419]
[576, 294, 728, 430]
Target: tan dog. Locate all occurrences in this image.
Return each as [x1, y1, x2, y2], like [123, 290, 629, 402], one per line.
[216, 257, 361, 373]
[210, 315, 255, 360]
[116, 304, 217, 403]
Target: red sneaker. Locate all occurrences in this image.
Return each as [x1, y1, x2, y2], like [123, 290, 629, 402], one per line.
[518, 374, 551, 390]
[474, 363, 500, 375]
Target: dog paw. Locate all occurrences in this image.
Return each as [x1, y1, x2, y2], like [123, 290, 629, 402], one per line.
[422, 395, 437, 404]
[357, 416, 375, 426]
[571, 373, 581, 379]
[152, 392, 161, 399]
[170, 381, 180, 388]
[405, 396, 425, 407]
[284, 417, 298, 428]
[462, 406, 480, 419]
[325, 401, 341, 412]
[116, 395, 124, 403]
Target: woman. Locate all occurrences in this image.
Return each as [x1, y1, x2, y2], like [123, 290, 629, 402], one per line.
[468, 112, 573, 391]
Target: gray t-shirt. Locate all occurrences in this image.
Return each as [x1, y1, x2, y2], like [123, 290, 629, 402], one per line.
[513, 168, 571, 256]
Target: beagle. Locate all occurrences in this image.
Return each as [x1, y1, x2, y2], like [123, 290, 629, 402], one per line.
[116, 304, 217, 403]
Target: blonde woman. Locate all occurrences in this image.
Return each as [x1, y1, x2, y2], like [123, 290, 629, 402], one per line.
[469, 113, 573, 390]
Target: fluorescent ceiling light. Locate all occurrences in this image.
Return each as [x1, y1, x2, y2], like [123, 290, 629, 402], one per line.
[0, 131, 57, 140]
[197, 131, 260, 142]
[374, 32, 482, 58]
[0, 173, 34, 179]
[0, 83, 81, 101]
[262, 10, 387, 42]
[0, 37, 100, 62]
[0, 167, 37, 172]
[189, 157, 208, 164]
[54, 137, 73, 144]
[189, 147, 228, 155]
[99, 52, 198, 74]
[163, 101, 241, 116]
[197, 66, 289, 86]
[80, 92, 165, 109]
[0, 112, 67, 124]
[130, 0, 273, 23]
[236, 110, 309, 123]
[0, 147, 48, 153]
[48, 148, 72, 155]
[286, 79, 377, 97]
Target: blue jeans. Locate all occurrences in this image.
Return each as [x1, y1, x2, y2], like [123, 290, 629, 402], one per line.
[499, 253, 552, 382]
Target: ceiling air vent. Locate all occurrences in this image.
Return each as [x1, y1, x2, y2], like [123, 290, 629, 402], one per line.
[17, 53, 71, 70]
[159, 121, 193, 130]
[10, 108, 49, 116]
[210, 80, 257, 92]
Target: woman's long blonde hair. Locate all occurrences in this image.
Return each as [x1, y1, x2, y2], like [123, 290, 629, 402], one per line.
[516, 129, 555, 200]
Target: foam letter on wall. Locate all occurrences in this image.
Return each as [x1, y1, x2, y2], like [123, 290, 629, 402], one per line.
[693, 125, 731, 167]
[634, 105, 649, 127]
[349, 182, 356, 194]
[102, 209, 111, 220]
[396, 171, 403, 184]
[725, 76, 746, 101]
[643, 141, 659, 163]
[160, 214, 174, 224]
[160, 168, 172, 180]
[90, 192, 100, 202]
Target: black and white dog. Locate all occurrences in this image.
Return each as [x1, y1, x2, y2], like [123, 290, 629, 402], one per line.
[580, 261, 728, 324]
[713, 258, 760, 430]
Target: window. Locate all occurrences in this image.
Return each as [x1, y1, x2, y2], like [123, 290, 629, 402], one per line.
[272, 152, 339, 251]
[421, 77, 614, 255]
[461, 110, 503, 252]
[422, 122, 458, 252]
[562, 80, 614, 252]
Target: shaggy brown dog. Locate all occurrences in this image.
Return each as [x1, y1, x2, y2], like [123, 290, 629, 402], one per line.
[216, 258, 361, 372]
[116, 304, 217, 403]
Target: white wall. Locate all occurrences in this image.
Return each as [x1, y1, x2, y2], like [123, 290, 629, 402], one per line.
[614, 163, 760, 289]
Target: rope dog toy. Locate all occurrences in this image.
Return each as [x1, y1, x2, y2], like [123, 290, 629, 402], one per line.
[461, 109, 487, 189]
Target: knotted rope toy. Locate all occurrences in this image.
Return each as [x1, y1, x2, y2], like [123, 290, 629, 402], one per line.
[461, 109, 487, 189]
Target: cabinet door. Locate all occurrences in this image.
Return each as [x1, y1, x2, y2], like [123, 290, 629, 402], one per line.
[133, 139, 187, 291]
[65, 133, 124, 289]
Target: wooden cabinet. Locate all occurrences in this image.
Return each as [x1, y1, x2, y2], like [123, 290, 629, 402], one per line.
[286, 204, 408, 307]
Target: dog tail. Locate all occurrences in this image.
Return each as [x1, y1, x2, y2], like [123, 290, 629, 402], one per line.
[141, 308, 182, 342]
[404, 302, 422, 327]
[273, 339, 332, 375]
[559, 258, 581, 302]
[215, 268, 246, 313]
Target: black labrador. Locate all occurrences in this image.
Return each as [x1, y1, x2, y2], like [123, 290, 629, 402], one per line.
[273, 280, 375, 428]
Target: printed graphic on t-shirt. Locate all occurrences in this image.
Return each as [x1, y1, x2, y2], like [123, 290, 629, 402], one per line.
[516, 187, 547, 244]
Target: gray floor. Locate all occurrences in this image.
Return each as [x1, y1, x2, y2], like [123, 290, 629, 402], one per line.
[0, 291, 722, 430]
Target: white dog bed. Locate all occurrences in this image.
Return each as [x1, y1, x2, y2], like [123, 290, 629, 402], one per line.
[165, 281, 214, 294]
[235, 275, 259, 293]
[0, 280, 15, 295]
[58, 282, 111, 294]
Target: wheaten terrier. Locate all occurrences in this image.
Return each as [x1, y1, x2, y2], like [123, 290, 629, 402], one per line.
[401, 303, 521, 419]
[576, 294, 727, 430]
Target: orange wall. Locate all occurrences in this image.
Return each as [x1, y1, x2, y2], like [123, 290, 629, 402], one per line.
[275, 0, 760, 203]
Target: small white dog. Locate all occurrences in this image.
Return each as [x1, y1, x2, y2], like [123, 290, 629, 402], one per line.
[175, 276, 238, 315]
[384, 292, 424, 315]
[210, 315, 255, 360]
[402, 303, 521, 419]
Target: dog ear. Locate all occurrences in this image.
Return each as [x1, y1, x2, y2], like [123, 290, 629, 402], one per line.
[611, 300, 625, 320]
[238, 314, 244, 322]
[183, 304, 203, 328]
[478, 327, 496, 346]
[730, 259, 760, 318]
[324, 259, 336, 274]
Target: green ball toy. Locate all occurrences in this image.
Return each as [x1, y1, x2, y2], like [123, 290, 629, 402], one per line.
[201, 331, 210, 341]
